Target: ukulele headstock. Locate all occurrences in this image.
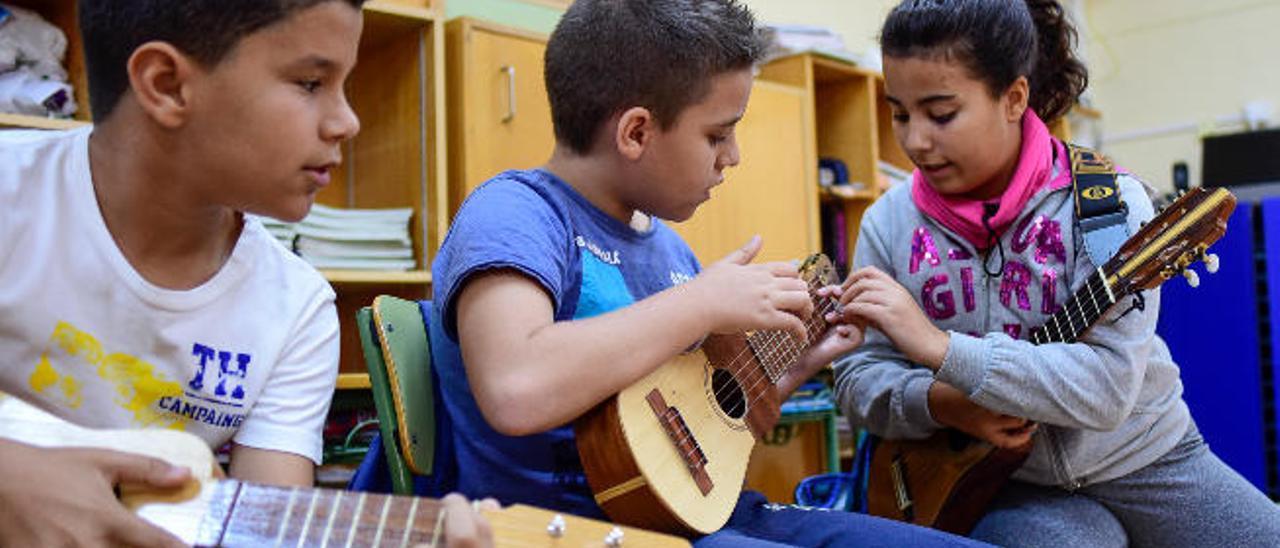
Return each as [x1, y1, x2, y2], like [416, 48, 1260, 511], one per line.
[799, 254, 840, 286]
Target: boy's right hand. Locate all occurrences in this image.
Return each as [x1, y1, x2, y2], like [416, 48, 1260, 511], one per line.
[692, 236, 813, 341]
[0, 438, 189, 548]
[927, 381, 1035, 450]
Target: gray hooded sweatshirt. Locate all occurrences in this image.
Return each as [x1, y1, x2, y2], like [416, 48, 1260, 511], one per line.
[834, 168, 1190, 489]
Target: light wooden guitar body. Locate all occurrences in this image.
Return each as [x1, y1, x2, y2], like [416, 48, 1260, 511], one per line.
[577, 255, 839, 536]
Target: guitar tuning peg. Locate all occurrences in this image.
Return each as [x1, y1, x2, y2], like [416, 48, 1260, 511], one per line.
[1205, 253, 1220, 274]
[1183, 269, 1201, 288]
[605, 526, 626, 546]
[546, 514, 566, 538]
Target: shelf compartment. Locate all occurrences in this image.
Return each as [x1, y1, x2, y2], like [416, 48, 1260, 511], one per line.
[0, 113, 87, 130]
[322, 269, 432, 285]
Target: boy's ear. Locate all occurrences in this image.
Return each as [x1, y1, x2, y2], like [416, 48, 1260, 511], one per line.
[615, 106, 656, 161]
[1004, 76, 1030, 123]
[127, 41, 198, 129]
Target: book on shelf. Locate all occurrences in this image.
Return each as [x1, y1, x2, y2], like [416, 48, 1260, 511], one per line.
[295, 237, 414, 260]
[247, 204, 417, 271]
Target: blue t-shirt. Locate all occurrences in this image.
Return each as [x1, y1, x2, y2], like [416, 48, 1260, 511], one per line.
[430, 168, 701, 517]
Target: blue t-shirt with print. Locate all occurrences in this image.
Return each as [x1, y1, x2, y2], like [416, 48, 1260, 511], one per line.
[430, 168, 701, 517]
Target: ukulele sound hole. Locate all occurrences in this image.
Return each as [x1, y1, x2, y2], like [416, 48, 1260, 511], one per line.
[711, 368, 747, 419]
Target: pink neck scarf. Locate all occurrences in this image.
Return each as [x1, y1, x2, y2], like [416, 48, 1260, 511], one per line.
[910, 109, 1070, 249]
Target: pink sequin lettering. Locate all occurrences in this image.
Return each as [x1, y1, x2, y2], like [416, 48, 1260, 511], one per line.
[960, 267, 976, 312]
[922, 274, 956, 320]
[1042, 268, 1061, 315]
[911, 226, 943, 275]
[1000, 261, 1033, 311]
[1003, 324, 1023, 339]
[1011, 216, 1045, 254]
[1036, 221, 1067, 265]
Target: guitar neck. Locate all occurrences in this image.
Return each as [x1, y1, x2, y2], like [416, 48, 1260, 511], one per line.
[744, 265, 841, 384]
[1029, 269, 1117, 345]
[163, 480, 441, 546]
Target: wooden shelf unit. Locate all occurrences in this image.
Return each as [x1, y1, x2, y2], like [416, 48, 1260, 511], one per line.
[758, 52, 913, 273]
[7, 0, 450, 382]
[336, 372, 373, 390]
[445, 18, 555, 217]
[0, 112, 87, 130]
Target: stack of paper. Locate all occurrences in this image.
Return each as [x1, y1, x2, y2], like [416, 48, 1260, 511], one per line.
[294, 204, 416, 271]
[764, 24, 862, 66]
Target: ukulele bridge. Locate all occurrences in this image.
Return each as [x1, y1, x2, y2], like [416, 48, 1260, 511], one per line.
[646, 389, 713, 495]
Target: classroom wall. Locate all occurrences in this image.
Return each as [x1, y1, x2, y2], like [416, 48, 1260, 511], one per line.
[445, 0, 562, 33]
[1079, 0, 1280, 191]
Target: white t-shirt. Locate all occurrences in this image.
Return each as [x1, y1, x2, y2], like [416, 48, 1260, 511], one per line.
[0, 127, 339, 464]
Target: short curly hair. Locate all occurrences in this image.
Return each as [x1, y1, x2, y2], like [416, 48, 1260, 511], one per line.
[544, 0, 770, 154]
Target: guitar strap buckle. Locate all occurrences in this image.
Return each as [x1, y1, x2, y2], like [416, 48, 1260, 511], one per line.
[1069, 144, 1130, 267]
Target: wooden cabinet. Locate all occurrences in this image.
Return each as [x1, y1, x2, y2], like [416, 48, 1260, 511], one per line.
[757, 53, 913, 273]
[441, 20, 821, 266]
[672, 80, 819, 264]
[319, 2, 449, 385]
[445, 18, 554, 216]
[2, 1, 452, 388]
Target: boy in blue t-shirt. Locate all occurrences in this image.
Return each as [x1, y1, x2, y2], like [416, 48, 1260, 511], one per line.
[433, 0, 987, 545]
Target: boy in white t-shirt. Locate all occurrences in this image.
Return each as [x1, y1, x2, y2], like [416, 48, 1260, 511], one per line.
[0, 1, 492, 546]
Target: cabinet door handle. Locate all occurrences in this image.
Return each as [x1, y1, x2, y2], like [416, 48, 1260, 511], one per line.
[501, 65, 516, 123]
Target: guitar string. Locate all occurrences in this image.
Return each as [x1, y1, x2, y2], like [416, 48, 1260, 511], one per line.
[635, 274, 830, 472]
[706, 274, 836, 420]
[680, 271, 833, 419]
[656, 275, 839, 469]
[717, 277, 836, 419]
[217, 491, 613, 547]
[674, 264, 1109, 469]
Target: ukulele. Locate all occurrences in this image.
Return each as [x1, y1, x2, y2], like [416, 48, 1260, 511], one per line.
[866, 186, 1237, 534]
[575, 254, 842, 535]
[0, 396, 690, 547]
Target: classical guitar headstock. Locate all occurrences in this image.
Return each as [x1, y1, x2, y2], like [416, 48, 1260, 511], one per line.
[1103, 187, 1236, 295]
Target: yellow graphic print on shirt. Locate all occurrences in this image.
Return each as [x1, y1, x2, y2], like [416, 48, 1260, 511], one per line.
[28, 321, 184, 429]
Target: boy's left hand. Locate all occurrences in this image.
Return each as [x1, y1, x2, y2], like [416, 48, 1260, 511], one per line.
[840, 266, 949, 370]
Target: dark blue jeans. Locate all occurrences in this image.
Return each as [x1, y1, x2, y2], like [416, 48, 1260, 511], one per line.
[694, 491, 992, 547]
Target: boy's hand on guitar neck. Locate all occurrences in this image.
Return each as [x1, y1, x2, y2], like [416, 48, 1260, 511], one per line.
[839, 266, 950, 370]
[0, 438, 189, 548]
[927, 381, 1036, 450]
[691, 236, 814, 341]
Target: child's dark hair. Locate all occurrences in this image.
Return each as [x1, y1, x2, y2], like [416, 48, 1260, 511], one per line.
[78, 0, 366, 121]
[880, 0, 1087, 123]
[544, 0, 769, 154]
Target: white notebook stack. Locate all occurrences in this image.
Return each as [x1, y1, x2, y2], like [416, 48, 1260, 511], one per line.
[294, 204, 416, 271]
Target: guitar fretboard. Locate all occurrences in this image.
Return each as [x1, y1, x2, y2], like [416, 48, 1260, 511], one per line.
[744, 270, 839, 383]
[193, 481, 445, 547]
[1029, 268, 1117, 345]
